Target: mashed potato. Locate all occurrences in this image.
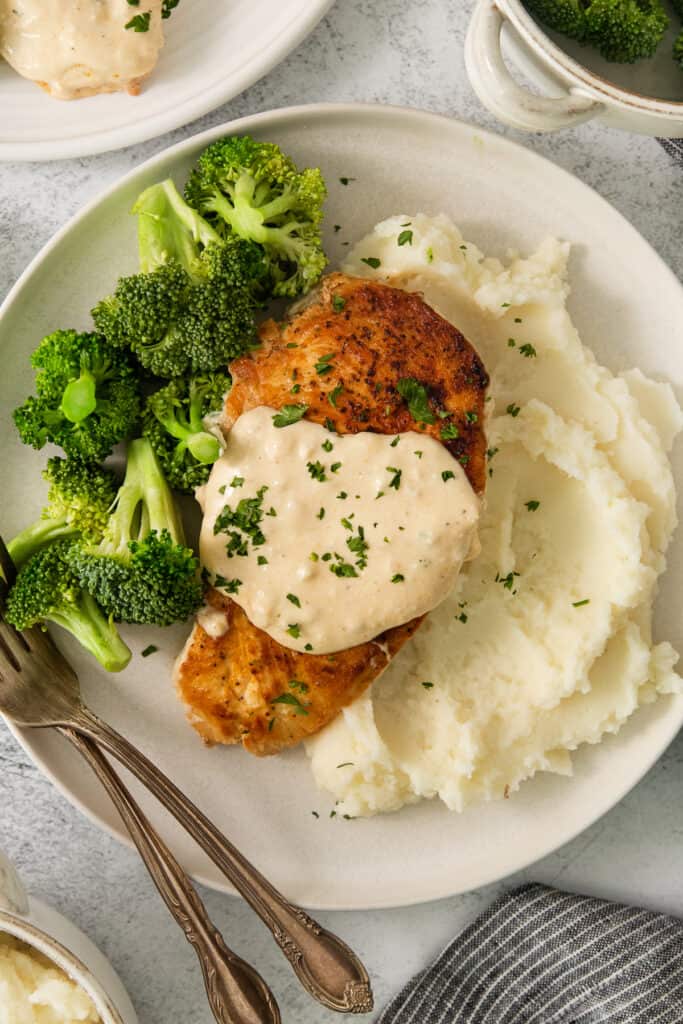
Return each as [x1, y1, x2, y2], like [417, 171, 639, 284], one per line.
[305, 214, 683, 817]
[0, 934, 100, 1024]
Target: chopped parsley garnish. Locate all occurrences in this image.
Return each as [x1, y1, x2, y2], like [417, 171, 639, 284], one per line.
[317, 507, 325, 520]
[426, 247, 434, 263]
[457, 612, 468, 623]
[396, 377, 435, 425]
[304, 643, 314, 652]
[496, 571, 520, 591]
[398, 229, 413, 247]
[271, 692, 309, 715]
[337, 762, 354, 769]
[442, 470, 455, 482]
[573, 599, 590, 607]
[386, 466, 402, 490]
[375, 490, 385, 500]
[414, 450, 423, 458]
[501, 302, 511, 308]
[334, 224, 342, 233]
[214, 485, 268, 556]
[391, 573, 405, 583]
[218, 485, 226, 495]
[330, 560, 358, 578]
[329, 384, 344, 408]
[330, 461, 342, 473]
[507, 403, 521, 418]
[459, 454, 470, 466]
[257, 555, 268, 565]
[291, 383, 301, 394]
[519, 343, 537, 358]
[266, 507, 277, 517]
[288, 679, 309, 693]
[286, 623, 301, 638]
[217, 577, 242, 594]
[125, 11, 151, 31]
[390, 436, 400, 448]
[322, 439, 334, 452]
[361, 257, 381, 269]
[508, 338, 516, 348]
[162, 0, 179, 16]
[307, 460, 327, 482]
[440, 422, 459, 440]
[421, 681, 434, 689]
[339, 177, 356, 186]
[337, 491, 348, 499]
[272, 404, 308, 428]
[230, 476, 244, 488]
[286, 593, 301, 608]
[315, 353, 335, 375]
[141, 644, 158, 658]
[332, 294, 346, 312]
[346, 525, 368, 570]
[486, 447, 499, 461]
[525, 500, 540, 512]
[324, 416, 337, 431]
[286, 342, 298, 348]
[465, 411, 478, 423]
[514, 317, 523, 323]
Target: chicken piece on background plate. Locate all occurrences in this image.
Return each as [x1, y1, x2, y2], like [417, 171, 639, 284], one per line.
[175, 273, 489, 755]
[0, 0, 166, 100]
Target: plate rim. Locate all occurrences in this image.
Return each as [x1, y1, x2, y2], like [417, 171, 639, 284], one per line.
[2, 101, 683, 910]
[0, 0, 335, 162]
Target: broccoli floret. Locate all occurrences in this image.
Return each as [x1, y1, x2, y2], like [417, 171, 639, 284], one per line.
[184, 135, 327, 299]
[675, 27, 683, 67]
[8, 457, 118, 569]
[13, 330, 140, 459]
[68, 437, 202, 625]
[524, 0, 669, 61]
[142, 374, 229, 493]
[92, 180, 264, 378]
[5, 541, 131, 673]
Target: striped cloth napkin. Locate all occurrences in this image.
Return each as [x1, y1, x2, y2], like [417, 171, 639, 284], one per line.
[378, 883, 683, 1023]
[659, 138, 683, 162]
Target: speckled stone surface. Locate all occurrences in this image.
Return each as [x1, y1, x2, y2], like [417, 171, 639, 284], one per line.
[1, 2, 683, 1022]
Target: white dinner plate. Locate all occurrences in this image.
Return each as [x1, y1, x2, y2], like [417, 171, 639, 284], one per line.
[0, 0, 333, 161]
[2, 104, 682, 910]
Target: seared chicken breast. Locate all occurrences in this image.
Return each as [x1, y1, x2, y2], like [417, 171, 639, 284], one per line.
[0, 0, 165, 99]
[175, 273, 489, 755]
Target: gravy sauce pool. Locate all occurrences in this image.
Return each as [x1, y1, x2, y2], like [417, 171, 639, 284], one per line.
[199, 407, 480, 654]
[0, 0, 164, 99]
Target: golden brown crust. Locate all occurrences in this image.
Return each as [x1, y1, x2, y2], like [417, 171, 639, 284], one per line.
[175, 273, 489, 755]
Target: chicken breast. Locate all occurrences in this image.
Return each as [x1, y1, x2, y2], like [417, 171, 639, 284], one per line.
[0, 0, 165, 99]
[175, 273, 489, 755]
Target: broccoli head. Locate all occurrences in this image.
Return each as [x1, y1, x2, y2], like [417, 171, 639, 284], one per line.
[68, 437, 202, 625]
[8, 457, 118, 569]
[92, 180, 264, 378]
[142, 373, 230, 493]
[13, 330, 140, 459]
[5, 541, 131, 673]
[184, 135, 327, 299]
[524, 0, 669, 61]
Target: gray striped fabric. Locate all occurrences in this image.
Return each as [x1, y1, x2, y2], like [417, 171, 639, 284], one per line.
[659, 139, 683, 163]
[379, 884, 683, 1023]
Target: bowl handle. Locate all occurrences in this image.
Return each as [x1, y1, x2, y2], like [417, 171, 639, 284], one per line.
[0, 850, 29, 916]
[465, 0, 603, 131]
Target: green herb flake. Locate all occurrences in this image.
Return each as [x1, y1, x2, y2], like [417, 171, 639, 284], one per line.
[286, 342, 298, 349]
[525, 500, 540, 512]
[440, 422, 459, 440]
[396, 377, 436, 425]
[257, 555, 268, 565]
[339, 177, 356, 186]
[322, 439, 334, 452]
[391, 573, 405, 583]
[421, 681, 434, 689]
[426, 247, 434, 264]
[329, 384, 344, 408]
[330, 461, 342, 473]
[334, 225, 342, 233]
[230, 476, 244, 488]
[501, 302, 511, 308]
[272, 404, 308, 428]
[332, 294, 346, 313]
[125, 11, 151, 31]
[304, 643, 314, 652]
[514, 317, 523, 323]
[307, 460, 327, 482]
[465, 411, 478, 423]
[286, 593, 301, 608]
[442, 470, 456, 482]
[519, 343, 537, 358]
[337, 762, 355, 769]
[315, 353, 335, 375]
[386, 466, 402, 490]
[398, 229, 413, 247]
[457, 612, 468, 623]
[141, 644, 158, 658]
[290, 383, 301, 394]
[316, 507, 325, 520]
[324, 417, 337, 431]
[214, 485, 268, 557]
[573, 599, 590, 607]
[507, 403, 521, 418]
[289, 679, 309, 693]
[361, 257, 381, 269]
[311, 809, 319, 817]
[271, 692, 309, 715]
[330, 561, 358, 578]
[286, 623, 301, 638]
[414, 450, 423, 458]
[337, 491, 348, 500]
[390, 435, 401, 447]
[507, 338, 516, 348]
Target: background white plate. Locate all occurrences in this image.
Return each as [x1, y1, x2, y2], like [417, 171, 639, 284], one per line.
[2, 104, 682, 910]
[0, 0, 333, 162]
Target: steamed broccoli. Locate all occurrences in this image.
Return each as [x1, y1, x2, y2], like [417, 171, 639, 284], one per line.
[67, 437, 202, 625]
[8, 457, 118, 569]
[5, 541, 131, 673]
[142, 373, 230, 493]
[13, 330, 140, 459]
[184, 135, 327, 299]
[92, 180, 264, 378]
[524, 0, 669, 62]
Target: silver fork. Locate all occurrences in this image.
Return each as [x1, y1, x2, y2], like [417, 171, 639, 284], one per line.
[0, 536, 373, 1016]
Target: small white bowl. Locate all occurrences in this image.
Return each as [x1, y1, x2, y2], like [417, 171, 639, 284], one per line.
[466, 0, 683, 134]
[0, 850, 137, 1024]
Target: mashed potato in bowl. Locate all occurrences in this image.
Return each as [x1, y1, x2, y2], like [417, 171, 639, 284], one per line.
[0, 934, 100, 1024]
[305, 214, 683, 817]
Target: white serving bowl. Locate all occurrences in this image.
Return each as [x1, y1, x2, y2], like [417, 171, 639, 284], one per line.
[0, 850, 137, 1024]
[466, 0, 683, 134]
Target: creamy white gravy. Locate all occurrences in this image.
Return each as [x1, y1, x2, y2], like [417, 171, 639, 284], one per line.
[199, 407, 480, 655]
[0, 0, 164, 99]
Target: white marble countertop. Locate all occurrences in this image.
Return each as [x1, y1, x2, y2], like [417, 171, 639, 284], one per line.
[2, 2, 683, 1021]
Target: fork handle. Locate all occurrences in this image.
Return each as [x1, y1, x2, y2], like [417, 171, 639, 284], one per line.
[59, 727, 280, 1024]
[72, 708, 373, 1014]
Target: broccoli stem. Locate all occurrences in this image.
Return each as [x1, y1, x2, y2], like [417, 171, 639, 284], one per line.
[105, 437, 186, 557]
[8, 520, 79, 569]
[49, 591, 131, 673]
[133, 179, 221, 276]
[157, 385, 221, 466]
[207, 187, 271, 245]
